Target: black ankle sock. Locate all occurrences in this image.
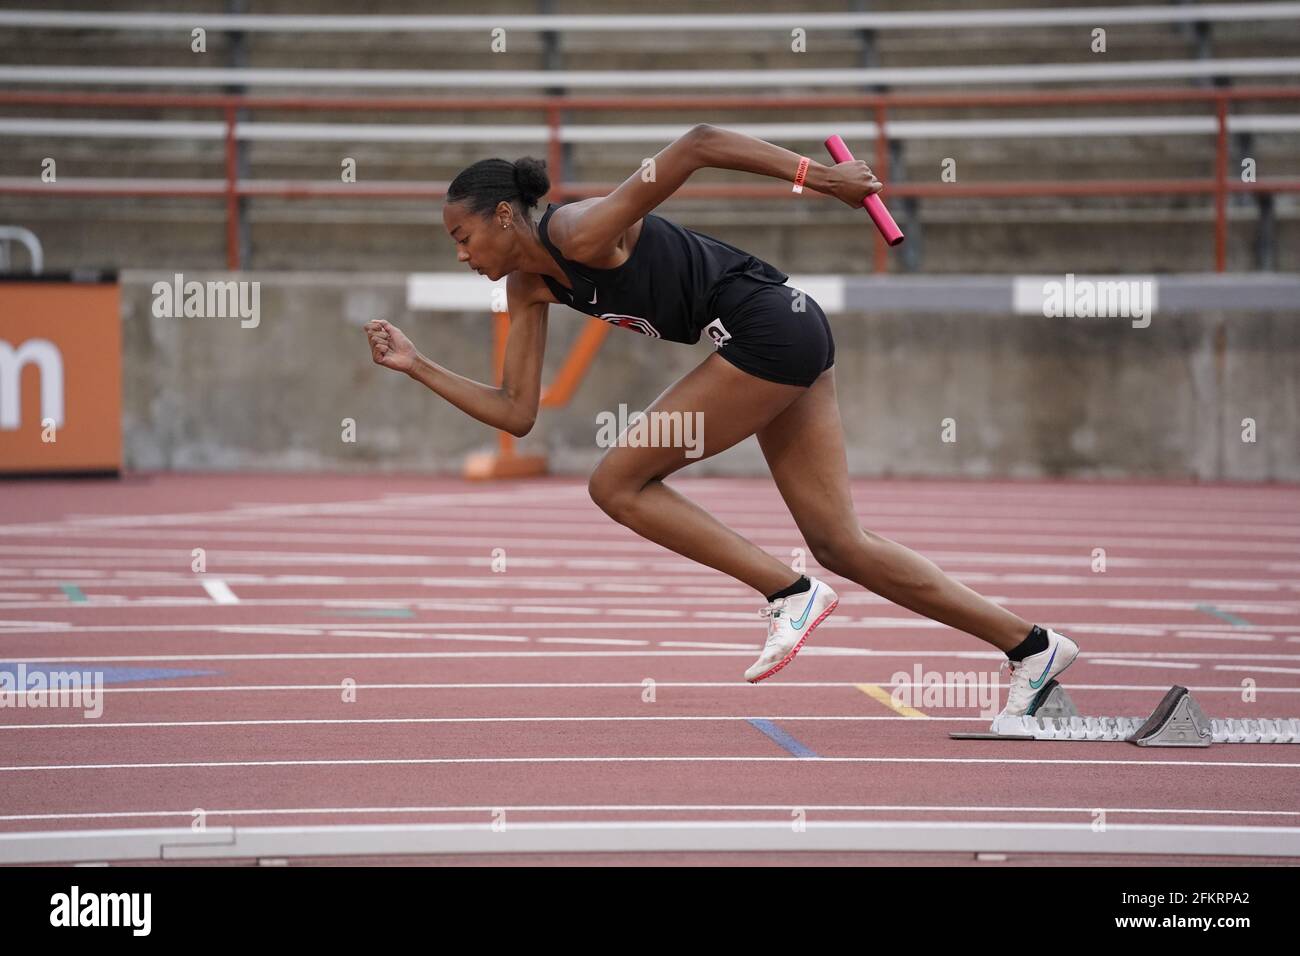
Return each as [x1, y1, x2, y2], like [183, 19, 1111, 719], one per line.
[765, 575, 811, 603]
[1007, 625, 1050, 662]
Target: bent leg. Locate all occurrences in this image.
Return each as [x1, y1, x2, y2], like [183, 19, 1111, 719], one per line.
[588, 352, 807, 598]
[756, 368, 1031, 652]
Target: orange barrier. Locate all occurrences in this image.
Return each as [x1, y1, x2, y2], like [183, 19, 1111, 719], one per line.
[463, 311, 613, 479]
[0, 280, 121, 475]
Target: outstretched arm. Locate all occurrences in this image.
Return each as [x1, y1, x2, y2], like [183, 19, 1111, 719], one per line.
[695, 125, 884, 205]
[553, 124, 883, 261]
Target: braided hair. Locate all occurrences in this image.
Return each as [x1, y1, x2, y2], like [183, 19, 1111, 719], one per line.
[445, 156, 550, 220]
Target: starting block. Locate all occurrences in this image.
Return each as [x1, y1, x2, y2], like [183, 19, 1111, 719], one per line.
[950, 681, 1300, 746]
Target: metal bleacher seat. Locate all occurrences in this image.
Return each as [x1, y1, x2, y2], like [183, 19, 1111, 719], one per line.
[1, 3, 1297, 273]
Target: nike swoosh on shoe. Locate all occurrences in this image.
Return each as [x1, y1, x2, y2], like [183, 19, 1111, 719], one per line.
[789, 585, 819, 629]
[1028, 646, 1059, 690]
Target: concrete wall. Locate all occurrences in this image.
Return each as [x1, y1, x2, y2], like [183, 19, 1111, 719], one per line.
[119, 271, 1299, 481]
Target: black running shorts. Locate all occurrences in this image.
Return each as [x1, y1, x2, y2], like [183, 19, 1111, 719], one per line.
[703, 275, 835, 388]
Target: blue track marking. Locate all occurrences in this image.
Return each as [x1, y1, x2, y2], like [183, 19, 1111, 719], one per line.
[0, 663, 216, 684]
[1194, 603, 1252, 628]
[746, 718, 819, 758]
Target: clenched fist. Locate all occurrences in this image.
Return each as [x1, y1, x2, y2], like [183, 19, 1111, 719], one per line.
[825, 159, 884, 208]
[364, 319, 418, 374]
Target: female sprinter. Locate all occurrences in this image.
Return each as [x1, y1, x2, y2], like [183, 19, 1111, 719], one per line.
[363, 124, 1078, 724]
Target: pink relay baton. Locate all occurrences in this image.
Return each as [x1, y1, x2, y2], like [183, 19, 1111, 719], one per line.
[824, 134, 904, 247]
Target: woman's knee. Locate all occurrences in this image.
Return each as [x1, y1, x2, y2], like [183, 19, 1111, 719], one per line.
[587, 463, 640, 522]
[586, 466, 617, 513]
[811, 527, 926, 587]
[808, 528, 871, 577]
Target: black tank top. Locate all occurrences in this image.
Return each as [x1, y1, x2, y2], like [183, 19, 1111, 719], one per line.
[535, 202, 789, 345]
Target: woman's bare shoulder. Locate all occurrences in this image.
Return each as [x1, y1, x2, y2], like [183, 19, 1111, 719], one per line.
[546, 198, 643, 270]
[544, 198, 600, 254]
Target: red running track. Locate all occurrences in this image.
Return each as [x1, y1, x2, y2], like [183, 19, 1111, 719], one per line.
[1, 472, 1299, 865]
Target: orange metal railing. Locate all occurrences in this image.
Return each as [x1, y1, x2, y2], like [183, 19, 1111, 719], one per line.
[2, 86, 1299, 273]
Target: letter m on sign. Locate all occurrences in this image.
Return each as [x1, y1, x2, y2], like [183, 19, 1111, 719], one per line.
[0, 281, 122, 473]
[0, 338, 64, 430]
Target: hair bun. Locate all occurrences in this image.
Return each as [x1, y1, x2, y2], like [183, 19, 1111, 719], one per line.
[512, 157, 550, 211]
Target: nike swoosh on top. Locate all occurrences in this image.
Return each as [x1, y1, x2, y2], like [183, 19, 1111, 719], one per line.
[1028, 645, 1059, 689]
[588, 289, 598, 304]
[789, 585, 819, 629]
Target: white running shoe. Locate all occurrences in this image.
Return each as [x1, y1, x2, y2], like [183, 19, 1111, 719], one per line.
[991, 628, 1080, 727]
[744, 577, 839, 683]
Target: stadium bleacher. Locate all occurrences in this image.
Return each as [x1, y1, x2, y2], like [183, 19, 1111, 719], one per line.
[1, 1, 1297, 274]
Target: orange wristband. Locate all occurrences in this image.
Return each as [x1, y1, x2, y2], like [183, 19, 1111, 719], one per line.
[792, 156, 810, 194]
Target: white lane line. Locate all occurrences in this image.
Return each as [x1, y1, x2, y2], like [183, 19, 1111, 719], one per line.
[5, 618, 1300, 637]
[5, 590, 1294, 621]
[5, 550, 1299, 574]
[62, 498, 1300, 529]
[8, 538, 1300, 563]
[511, 605, 600, 615]
[6, 527, 1300, 555]
[536, 637, 651, 646]
[7, 647, 1300, 660]
[75, 681, 1300, 695]
[2, 528, 1289, 556]
[2, 572, 1296, 593]
[31, 486, 1300, 519]
[307, 485, 1300, 501]
[117, 511, 1300, 539]
[1008, 599, 1300, 613]
[7, 647, 1300, 671]
[0, 487, 581, 535]
[2, 755, 1297, 772]
[4, 803, 1298, 824]
[1215, 665, 1300, 675]
[1089, 660, 1201, 669]
[14, 504, 1297, 531]
[1176, 630, 1274, 642]
[660, 641, 755, 650]
[326, 630, 532, 643]
[11, 572, 642, 591]
[200, 578, 239, 605]
[0, 715, 968, 730]
[0, 624, 1289, 647]
[15, 508, 1300, 541]
[0, 650, 760, 663]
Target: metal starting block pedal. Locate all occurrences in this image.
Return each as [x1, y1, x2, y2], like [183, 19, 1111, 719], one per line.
[949, 681, 1300, 746]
